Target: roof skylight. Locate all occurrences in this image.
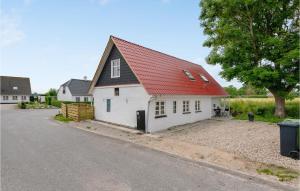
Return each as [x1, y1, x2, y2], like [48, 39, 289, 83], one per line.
[200, 74, 209, 82]
[183, 70, 195, 80]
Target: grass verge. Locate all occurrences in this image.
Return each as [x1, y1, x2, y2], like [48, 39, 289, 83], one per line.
[54, 114, 73, 123]
[257, 165, 300, 181]
[233, 114, 284, 123]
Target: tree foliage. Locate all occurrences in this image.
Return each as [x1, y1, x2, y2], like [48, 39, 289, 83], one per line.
[224, 84, 267, 97]
[200, 0, 299, 117]
[46, 88, 57, 97]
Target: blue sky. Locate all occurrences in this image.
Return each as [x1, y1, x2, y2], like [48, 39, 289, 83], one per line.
[1, 0, 241, 93]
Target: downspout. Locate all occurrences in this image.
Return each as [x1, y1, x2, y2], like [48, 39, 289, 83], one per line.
[146, 96, 155, 133]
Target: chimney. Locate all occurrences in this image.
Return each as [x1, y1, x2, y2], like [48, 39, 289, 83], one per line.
[83, 76, 87, 80]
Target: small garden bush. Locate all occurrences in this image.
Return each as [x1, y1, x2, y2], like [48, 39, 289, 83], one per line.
[18, 102, 27, 109]
[51, 99, 62, 108]
[54, 114, 72, 122]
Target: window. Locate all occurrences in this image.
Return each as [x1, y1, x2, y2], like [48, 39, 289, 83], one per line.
[12, 96, 18, 100]
[114, 88, 119, 96]
[195, 100, 201, 112]
[183, 70, 195, 80]
[76, 97, 80, 102]
[183, 100, 190, 113]
[155, 101, 166, 117]
[173, 101, 177, 113]
[13, 86, 18, 90]
[106, 99, 111, 112]
[3, 96, 8, 100]
[63, 87, 66, 94]
[21, 96, 27, 100]
[111, 59, 120, 78]
[84, 97, 89, 102]
[200, 74, 209, 82]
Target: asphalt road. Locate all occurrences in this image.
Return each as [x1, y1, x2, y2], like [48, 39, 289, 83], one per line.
[1, 107, 290, 191]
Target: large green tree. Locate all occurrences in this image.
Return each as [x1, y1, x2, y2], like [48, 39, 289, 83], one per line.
[200, 0, 299, 117]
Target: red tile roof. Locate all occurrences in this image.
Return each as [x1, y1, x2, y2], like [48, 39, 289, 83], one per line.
[110, 36, 227, 96]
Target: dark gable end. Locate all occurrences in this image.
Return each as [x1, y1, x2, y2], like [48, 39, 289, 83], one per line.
[95, 45, 139, 87]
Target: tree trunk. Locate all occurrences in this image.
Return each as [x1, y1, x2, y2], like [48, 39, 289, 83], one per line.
[274, 94, 286, 118]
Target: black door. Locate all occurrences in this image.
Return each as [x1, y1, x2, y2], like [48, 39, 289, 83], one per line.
[136, 110, 145, 132]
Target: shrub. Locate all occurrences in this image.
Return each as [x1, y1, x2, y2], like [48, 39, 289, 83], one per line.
[29, 96, 34, 102]
[285, 104, 300, 118]
[45, 96, 52, 105]
[51, 100, 62, 108]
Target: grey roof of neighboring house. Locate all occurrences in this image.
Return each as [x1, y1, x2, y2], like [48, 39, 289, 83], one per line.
[0, 76, 32, 95]
[61, 79, 92, 96]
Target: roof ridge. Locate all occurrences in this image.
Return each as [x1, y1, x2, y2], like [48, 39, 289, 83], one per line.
[70, 78, 91, 82]
[110, 35, 203, 69]
[0, 76, 30, 79]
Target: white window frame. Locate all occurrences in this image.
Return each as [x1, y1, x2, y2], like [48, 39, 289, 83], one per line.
[76, 97, 80, 102]
[84, 97, 89, 102]
[155, 101, 166, 117]
[183, 100, 190, 113]
[173, 101, 177, 113]
[3, 96, 8, 100]
[111, 59, 120, 78]
[21, 96, 26, 101]
[195, 100, 201, 112]
[12, 96, 18, 100]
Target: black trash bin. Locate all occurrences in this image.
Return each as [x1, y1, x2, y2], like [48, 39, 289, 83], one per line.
[248, 112, 254, 122]
[277, 119, 300, 159]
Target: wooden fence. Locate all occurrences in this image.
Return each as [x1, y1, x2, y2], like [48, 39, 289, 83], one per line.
[61, 103, 94, 121]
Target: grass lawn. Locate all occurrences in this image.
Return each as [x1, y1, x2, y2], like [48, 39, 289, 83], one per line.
[257, 165, 300, 181]
[54, 114, 73, 123]
[233, 114, 284, 123]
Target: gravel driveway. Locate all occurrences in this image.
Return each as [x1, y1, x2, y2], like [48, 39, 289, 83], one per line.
[156, 119, 300, 170]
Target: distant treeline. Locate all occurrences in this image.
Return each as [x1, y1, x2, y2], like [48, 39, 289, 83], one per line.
[224, 84, 299, 98]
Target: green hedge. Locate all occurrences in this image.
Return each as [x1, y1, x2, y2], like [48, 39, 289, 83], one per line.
[51, 99, 62, 108]
[47, 99, 92, 108]
[229, 99, 299, 121]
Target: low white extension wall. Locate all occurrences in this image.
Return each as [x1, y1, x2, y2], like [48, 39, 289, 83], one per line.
[147, 95, 215, 133]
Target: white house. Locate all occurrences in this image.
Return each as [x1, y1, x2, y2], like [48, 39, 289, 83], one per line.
[57, 78, 93, 102]
[0, 76, 31, 104]
[89, 36, 228, 133]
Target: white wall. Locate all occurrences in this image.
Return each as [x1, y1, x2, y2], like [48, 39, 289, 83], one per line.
[0, 95, 30, 104]
[72, 96, 93, 102]
[93, 85, 150, 128]
[57, 86, 73, 101]
[57, 86, 92, 102]
[147, 95, 213, 133]
[92, 84, 224, 133]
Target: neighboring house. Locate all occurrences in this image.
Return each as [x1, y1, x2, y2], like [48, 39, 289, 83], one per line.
[0, 76, 31, 104]
[57, 79, 92, 102]
[89, 36, 228, 133]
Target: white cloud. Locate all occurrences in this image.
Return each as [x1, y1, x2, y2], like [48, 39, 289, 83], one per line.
[0, 12, 25, 47]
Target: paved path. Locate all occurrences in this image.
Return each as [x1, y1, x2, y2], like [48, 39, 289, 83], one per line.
[1, 108, 292, 191]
